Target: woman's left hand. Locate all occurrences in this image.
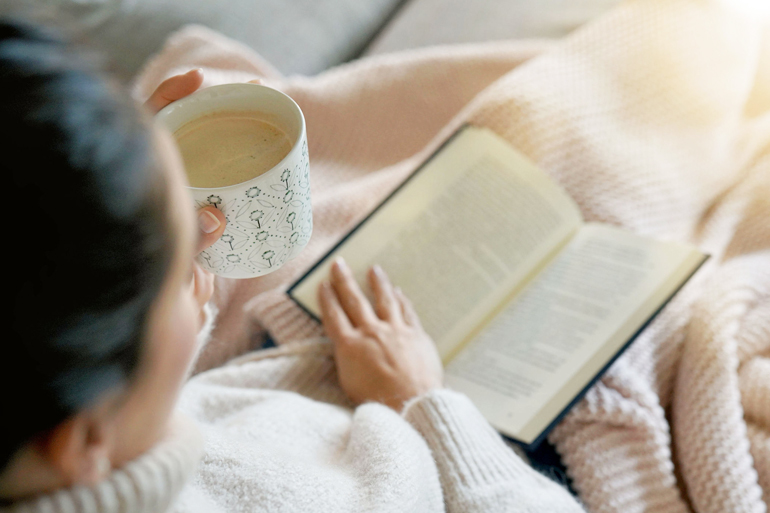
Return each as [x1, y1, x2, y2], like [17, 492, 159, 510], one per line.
[318, 259, 444, 411]
[144, 69, 227, 329]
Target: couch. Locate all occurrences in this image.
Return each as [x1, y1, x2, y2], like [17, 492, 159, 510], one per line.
[4, 0, 621, 82]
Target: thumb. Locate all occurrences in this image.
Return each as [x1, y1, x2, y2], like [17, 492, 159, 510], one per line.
[196, 206, 227, 253]
[145, 68, 204, 114]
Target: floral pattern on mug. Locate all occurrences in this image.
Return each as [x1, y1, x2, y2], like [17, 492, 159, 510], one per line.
[192, 146, 312, 278]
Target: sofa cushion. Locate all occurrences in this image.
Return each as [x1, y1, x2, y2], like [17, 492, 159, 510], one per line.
[4, 0, 404, 81]
[364, 0, 622, 55]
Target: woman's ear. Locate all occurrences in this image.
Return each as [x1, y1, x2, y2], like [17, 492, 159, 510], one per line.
[40, 412, 113, 487]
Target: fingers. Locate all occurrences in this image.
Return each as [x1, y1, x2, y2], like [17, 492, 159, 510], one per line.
[144, 68, 204, 114]
[191, 262, 214, 308]
[395, 287, 421, 328]
[318, 280, 354, 341]
[330, 258, 379, 328]
[367, 265, 401, 322]
[196, 206, 227, 253]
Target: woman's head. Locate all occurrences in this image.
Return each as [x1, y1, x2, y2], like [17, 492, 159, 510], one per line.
[1, 18, 204, 497]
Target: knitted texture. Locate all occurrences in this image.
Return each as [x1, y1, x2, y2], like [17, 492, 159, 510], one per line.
[133, 0, 770, 511]
[172, 340, 582, 512]
[4, 416, 203, 513]
[403, 389, 581, 512]
[7, 341, 581, 512]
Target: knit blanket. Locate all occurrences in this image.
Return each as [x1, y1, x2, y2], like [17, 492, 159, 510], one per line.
[133, 0, 770, 511]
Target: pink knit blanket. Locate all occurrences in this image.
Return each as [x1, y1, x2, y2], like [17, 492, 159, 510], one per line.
[134, 1, 770, 511]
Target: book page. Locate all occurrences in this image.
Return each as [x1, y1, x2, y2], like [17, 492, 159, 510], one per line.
[290, 126, 583, 359]
[444, 223, 705, 444]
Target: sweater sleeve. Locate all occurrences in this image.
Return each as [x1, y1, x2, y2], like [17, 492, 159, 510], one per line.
[402, 389, 584, 513]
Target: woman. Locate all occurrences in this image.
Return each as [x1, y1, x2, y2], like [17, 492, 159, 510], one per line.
[1, 19, 583, 512]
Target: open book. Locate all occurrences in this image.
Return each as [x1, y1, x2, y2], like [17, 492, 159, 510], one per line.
[288, 126, 707, 449]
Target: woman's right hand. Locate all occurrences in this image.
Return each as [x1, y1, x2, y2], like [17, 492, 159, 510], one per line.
[318, 258, 444, 412]
[144, 69, 228, 329]
[190, 207, 226, 330]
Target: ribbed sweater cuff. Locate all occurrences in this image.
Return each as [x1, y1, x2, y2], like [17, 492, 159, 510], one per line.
[402, 388, 534, 488]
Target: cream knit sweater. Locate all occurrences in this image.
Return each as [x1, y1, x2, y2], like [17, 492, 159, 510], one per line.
[133, 0, 769, 511]
[6, 339, 584, 512]
[173, 340, 582, 512]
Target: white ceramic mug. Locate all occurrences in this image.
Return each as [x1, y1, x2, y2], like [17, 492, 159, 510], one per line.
[156, 83, 312, 279]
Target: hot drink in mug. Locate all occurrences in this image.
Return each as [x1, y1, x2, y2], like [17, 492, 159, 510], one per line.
[156, 83, 312, 279]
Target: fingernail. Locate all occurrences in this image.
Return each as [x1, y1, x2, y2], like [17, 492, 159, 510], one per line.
[198, 210, 221, 233]
[372, 265, 385, 278]
[334, 257, 348, 272]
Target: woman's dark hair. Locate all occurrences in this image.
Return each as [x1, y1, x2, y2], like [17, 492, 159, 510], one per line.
[1, 19, 174, 471]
